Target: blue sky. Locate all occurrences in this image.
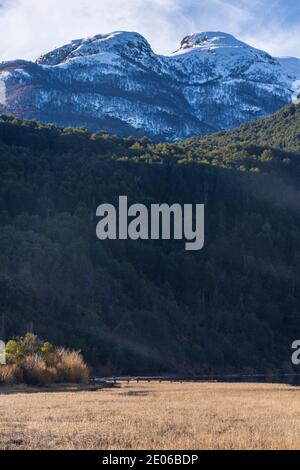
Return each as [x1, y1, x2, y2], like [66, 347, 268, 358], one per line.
[0, 0, 299, 61]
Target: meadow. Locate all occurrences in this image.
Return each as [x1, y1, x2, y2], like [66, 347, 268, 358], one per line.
[0, 381, 299, 450]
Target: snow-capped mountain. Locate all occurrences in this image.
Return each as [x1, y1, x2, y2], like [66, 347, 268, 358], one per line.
[0, 31, 300, 141]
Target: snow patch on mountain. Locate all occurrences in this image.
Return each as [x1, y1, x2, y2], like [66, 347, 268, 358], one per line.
[37, 32, 154, 66]
[173, 32, 248, 55]
[0, 78, 6, 105]
[278, 57, 300, 79]
[277, 57, 300, 104]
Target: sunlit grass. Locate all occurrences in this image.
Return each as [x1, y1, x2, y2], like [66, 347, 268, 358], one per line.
[0, 382, 299, 450]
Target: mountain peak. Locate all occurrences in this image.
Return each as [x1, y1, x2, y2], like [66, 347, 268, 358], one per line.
[1, 29, 299, 141]
[36, 31, 152, 66]
[175, 31, 247, 54]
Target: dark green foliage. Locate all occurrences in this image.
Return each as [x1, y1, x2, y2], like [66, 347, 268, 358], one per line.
[0, 106, 300, 375]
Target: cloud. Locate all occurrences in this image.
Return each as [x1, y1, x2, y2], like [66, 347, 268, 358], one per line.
[0, 0, 299, 62]
[0, 0, 182, 60]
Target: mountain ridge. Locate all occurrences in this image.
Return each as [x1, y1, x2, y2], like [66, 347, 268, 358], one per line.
[1, 30, 300, 141]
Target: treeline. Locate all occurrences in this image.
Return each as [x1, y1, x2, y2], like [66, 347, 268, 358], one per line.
[0, 106, 300, 375]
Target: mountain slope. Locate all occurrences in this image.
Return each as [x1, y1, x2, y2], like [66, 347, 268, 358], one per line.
[181, 103, 300, 153]
[1, 106, 300, 374]
[0, 31, 299, 141]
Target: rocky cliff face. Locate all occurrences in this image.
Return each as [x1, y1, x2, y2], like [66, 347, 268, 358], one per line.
[1, 31, 300, 141]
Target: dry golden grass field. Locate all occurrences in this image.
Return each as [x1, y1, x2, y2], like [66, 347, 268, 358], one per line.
[0, 381, 299, 450]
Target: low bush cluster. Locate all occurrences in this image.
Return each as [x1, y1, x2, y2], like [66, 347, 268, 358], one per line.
[0, 334, 89, 386]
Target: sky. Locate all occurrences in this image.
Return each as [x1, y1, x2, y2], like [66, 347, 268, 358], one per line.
[0, 0, 299, 61]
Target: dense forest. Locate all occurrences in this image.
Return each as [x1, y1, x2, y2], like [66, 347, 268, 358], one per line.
[1, 104, 300, 375]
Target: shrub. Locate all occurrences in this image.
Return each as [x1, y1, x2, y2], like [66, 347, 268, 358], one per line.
[41, 341, 55, 360]
[0, 364, 23, 385]
[55, 348, 89, 384]
[1, 335, 90, 387]
[6, 334, 42, 364]
[5, 340, 20, 364]
[21, 356, 57, 386]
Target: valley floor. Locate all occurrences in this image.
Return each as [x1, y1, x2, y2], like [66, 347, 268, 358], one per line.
[0, 382, 299, 450]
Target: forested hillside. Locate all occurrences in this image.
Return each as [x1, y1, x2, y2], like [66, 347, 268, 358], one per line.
[181, 103, 300, 154]
[1, 105, 300, 375]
